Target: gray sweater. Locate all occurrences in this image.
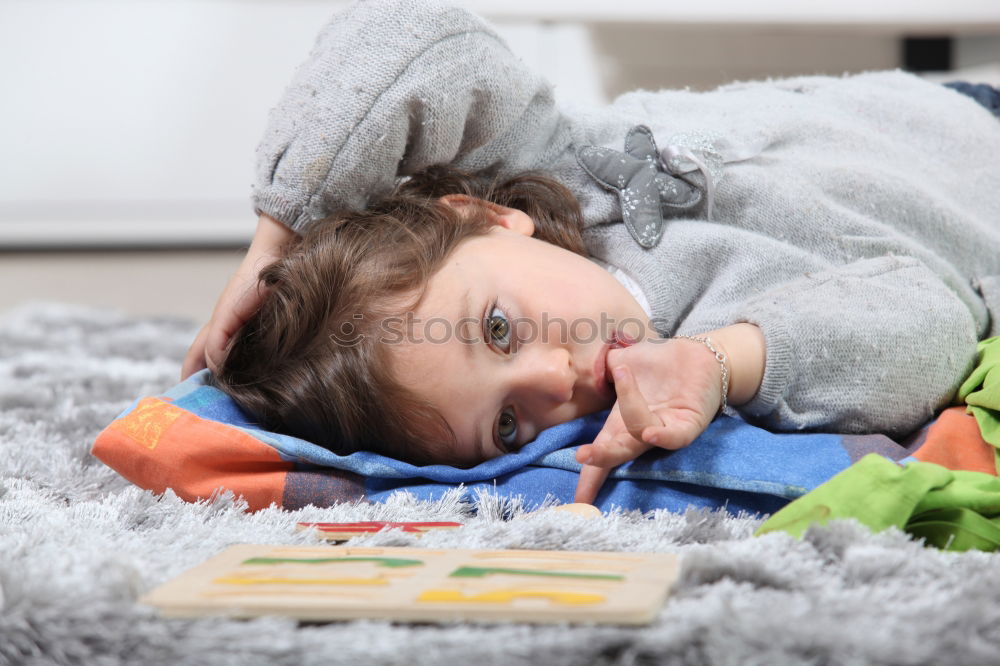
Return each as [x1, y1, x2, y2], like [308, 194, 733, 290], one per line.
[252, 0, 1000, 438]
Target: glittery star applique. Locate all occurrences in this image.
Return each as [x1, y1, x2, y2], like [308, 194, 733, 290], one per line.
[575, 125, 704, 249]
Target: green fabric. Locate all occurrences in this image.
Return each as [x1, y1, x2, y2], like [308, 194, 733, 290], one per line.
[757, 339, 1000, 550]
[755, 454, 1000, 551]
[957, 335, 1000, 474]
[906, 508, 1000, 551]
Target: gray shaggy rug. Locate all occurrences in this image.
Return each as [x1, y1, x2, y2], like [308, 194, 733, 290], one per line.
[3, 301, 1000, 666]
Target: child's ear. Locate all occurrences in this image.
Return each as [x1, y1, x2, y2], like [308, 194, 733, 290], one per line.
[438, 194, 534, 237]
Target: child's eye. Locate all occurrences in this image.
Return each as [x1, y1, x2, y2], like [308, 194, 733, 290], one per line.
[487, 304, 513, 353]
[497, 406, 518, 451]
[485, 301, 518, 452]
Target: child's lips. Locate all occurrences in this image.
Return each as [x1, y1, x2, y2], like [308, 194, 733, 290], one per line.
[612, 330, 637, 349]
[595, 331, 636, 399]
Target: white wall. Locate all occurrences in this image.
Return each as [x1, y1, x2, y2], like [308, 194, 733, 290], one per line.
[2, 0, 998, 249]
[0, 0, 606, 248]
[1, 1, 347, 247]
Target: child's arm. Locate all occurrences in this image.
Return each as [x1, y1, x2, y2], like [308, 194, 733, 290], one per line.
[575, 256, 982, 504]
[725, 255, 979, 437]
[186, 0, 565, 378]
[574, 324, 765, 505]
[252, 0, 563, 233]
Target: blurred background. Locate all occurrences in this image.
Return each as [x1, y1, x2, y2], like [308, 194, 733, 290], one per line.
[3, 0, 1000, 322]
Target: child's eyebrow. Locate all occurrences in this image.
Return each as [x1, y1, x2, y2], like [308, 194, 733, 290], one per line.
[461, 288, 477, 356]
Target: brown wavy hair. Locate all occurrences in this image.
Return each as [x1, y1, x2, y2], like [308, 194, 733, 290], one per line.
[212, 165, 586, 466]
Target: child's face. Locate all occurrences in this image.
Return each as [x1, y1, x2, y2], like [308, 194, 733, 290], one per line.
[387, 201, 657, 466]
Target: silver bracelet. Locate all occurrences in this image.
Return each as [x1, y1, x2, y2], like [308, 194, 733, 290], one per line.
[673, 335, 730, 412]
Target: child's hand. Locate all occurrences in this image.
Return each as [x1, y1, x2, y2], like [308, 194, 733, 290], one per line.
[180, 214, 297, 381]
[573, 324, 766, 505]
[573, 338, 725, 504]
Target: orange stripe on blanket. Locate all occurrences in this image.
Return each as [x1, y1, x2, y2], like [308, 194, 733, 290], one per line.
[912, 406, 998, 475]
[91, 397, 292, 511]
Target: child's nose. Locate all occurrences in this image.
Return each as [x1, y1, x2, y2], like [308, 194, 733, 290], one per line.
[513, 346, 575, 404]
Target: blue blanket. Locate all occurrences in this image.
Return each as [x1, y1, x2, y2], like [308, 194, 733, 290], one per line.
[92, 369, 929, 514]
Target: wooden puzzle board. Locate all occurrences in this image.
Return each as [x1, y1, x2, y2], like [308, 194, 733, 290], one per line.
[141, 544, 680, 625]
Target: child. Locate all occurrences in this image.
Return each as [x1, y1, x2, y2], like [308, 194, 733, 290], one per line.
[209, 164, 766, 499]
[184, 0, 1000, 504]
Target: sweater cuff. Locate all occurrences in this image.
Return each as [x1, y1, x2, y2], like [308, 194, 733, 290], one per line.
[252, 192, 310, 234]
[728, 309, 795, 420]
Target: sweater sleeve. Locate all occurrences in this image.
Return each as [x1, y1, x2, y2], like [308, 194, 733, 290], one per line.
[252, 0, 568, 233]
[728, 255, 979, 437]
